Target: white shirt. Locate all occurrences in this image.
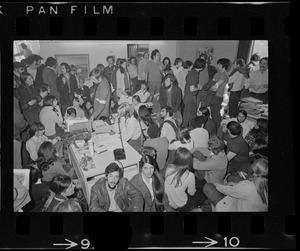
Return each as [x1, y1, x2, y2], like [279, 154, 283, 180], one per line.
[116, 116, 142, 142]
[246, 70, 268, 94]
[39, 106, 63, 137]
[160, 117, 177, 143]
[133, 89, 151, 103]
[228, 71, 246, 92]
[221, 118, 253, 138]
[107, 184, 122, 212]
[168, 139, 194, 151]
[142, 173, 154, 201]
[189, 128, 209, 148]
[171, 65, 183, 80]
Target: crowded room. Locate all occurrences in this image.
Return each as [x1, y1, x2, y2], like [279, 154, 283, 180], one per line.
[13, 40, 269, 212]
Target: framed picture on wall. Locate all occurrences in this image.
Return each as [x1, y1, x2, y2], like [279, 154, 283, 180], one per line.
[127, 44, 149, 63]
[55, 54, 90, 79]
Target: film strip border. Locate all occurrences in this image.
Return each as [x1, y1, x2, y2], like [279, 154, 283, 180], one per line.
[0, 2, 294, 249]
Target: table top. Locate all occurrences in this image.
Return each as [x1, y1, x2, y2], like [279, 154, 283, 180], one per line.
[69, 135, 141, 179]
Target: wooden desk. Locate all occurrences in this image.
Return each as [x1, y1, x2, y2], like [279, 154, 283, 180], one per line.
[68, 137, 141, 205]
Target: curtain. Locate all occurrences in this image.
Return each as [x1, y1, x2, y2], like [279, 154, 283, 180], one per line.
[236, 40, 254, 64]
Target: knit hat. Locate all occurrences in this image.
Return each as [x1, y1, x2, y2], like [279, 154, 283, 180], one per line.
[147, 124, 160, 139]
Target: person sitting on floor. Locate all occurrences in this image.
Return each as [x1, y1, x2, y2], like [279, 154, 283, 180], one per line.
[197, 107, 217, 137]
[203, 158, 268, 212]
[189, 116, 209, 148]
[130, 154, 174, 212]
[89, 162, 143, 212]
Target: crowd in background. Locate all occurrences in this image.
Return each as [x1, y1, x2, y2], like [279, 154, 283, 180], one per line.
[13, 47, 268, 212]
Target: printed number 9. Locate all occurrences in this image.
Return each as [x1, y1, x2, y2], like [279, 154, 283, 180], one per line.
[81, 239, 90, 249]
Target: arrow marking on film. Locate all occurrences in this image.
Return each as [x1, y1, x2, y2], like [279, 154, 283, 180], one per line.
[53, 239, 78, 249]
[193, 237, 218, 248]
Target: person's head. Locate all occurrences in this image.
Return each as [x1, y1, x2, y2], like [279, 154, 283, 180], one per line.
[55, 198, 83, 212]
[90, 67, 104, 83]
[60, 62, 71, 75]
[70, 64, 77, 75]
[162, 57, 171, 67]
[259, 57, 268, 72]
[249, 158, 268, 204]
[250, 53, 260, 62]
[106, 56, 115, 66]
[193, 58, 206, 70]
[38, 86, 49, 98]
[138, 105, 153, 126]
[143, 52, 149, 60]
[177, 127, 191, 144]
[255, 118, 268, 132]
[66, 107, 77, 119]
[140, 82, 149, 92]
[14, 62, 25, 74]
[199, 53, 208, 62]
[191, 115, 208, 129]
[163, 73, 177, 89]
[217, 58, 231, 71]
[237, 109, 247, 123]
[208, 135, 225, 155]
[84, 99, 93, 110]
[151, 49, 161, 61]
[132, 95, 141, 106]
[139, 154, 159, 179]
[20, 72, 34, 87]
[129, 57, 137, 65]
[50, 175, 75, 197]
[234, 58, 246, 68]
[119, 58, 127, 73]
[118, 102, 135, 119]
[198, 107, 210, 117]
[45, 57, 57, 68]
[25, 54, 43, 67]
[37, 141, 58, 172]
[20, 43, 28, 50]
[73, 95, 83, 107]
[96, 63, 105, 71]
[105, 163, 123, 190]
[116, 58, 122, 67]
[174, 58, 183, 67]
[227, 121, 242, 137]
[183, 60, 193, 70]
[78, 76, 85, 87]
[147, 124, 160, 139]
[162, 67, 174, 77]
[43, 94, 58, 107]
[29, 122, 45, 138]
[160, 106, 173, 119]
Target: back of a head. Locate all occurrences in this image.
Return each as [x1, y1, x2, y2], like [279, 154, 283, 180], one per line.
[50, 175, 71, 195]
[199, 107, 210, 117]
[45, 57, 57, 67]
[147, 124, 160, 139]
[173, 147, 193, 171]
[118, 102, 134, 118]
[208, 135, 225, 155]
[38, 141, 57, 161]
[43, 94, 56, 106]
[251, 158, 268, 177]
[183, 60, 193, 69]
[191, 116, 208, 129]
[193, 58, 206, 70]
[227, 121, 242, 136]
[28, 122, 45, 138]
[91, 67, 104, 79]
[178, 127, 191, 143]
[235, 58, 246, 68]
[55, 198, 82, 212]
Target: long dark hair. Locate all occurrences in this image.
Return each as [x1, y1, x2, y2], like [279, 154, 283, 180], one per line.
[139, 154, 165, 212]
[166, 147, 193, 188]
[119, 59, 127, 74]
[138, 105, 154, 127]
[37, 141, 58, 172]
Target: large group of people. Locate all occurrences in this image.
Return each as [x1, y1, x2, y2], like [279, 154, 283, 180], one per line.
[13, 47, 268, 212]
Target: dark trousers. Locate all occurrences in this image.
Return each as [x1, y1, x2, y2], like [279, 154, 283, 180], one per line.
[182, 95, 197, 128]
[210, 96, 223, 129]
[131, 77, 140, 93]
[228, 90, 242, 118]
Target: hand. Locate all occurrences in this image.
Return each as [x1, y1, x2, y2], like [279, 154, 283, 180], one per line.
[28, 99, 37, 106]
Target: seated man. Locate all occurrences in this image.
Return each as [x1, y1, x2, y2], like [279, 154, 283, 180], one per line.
[190, 115, 209, 148]
[89, 163, 144, 212]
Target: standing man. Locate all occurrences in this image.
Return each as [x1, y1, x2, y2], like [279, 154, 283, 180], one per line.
[144, 49, 164, 98]
[25, 54, 45, 87]
[127, 57, 139, 93]
[104, 56, 118, 101]
[138, 52, 149, 83]
[246, 57, 268, 104]
[43, 57, 60, 101]
[89, 163, 143, 212]
[210, 58, 231, 130]
[160, 106, 178, 144]
[182, 58, 206, 128]
[89, 67, 111, 121]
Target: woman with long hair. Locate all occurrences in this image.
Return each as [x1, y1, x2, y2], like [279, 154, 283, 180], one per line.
[203, 158, 268, 212]
[130, 154, 173, 212]
[164, 147, 205, 212]
[162, 57, 172, 69]
[37, 141, 75, 182]
[138, 105, 159, 140]
[116, 58, 132, 98]
[169, 127, 194, 151]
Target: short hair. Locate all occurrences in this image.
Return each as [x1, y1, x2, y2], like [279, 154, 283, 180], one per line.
[49, 175, 72, 195]
[55, 199, 82, 212]
[259, 57, 268, 63]
[118, 102, 135, 119]
[208, 135, 225, 155]
[227, 121, 242, 136]
[14, 62, 24, 70]
[151, 49, 160, 60]
[37, 141, 57, 163]
[45, 57, 57, 67]
[26, 54, 43, 66]
[199, 53, 208, 61]
[129, 57, 137, 64]
[217, 58, 231, 70]
[234, 58, 246, 67]
[90, 67, 104, 79]
[96, 64, 105, 71]
[193, 58, 206, 69]
[250, 53, 260, 62]
[191, 116, 208, 129]
[28, 122, 45, 137]
[174, 58, 183, 66]
[183, 60, 193, 69]
[20, 43, 27, 49]
[43, 95, 56, 106]
[132, 95, 141, 104]
[67, 107, 77, 117]
[161, 106, 173, 117]
[70, 64, 77, 73]
[162, 57, 172, 66]
[162, 67, 174, 76]
[178, 127, 191, 144]
[199, 107, 210, 117]
[105, 162, 123, 178]
[106, 56, 115, 62]
[60, 62, 71, 72]
[238, 109, 248, 118]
